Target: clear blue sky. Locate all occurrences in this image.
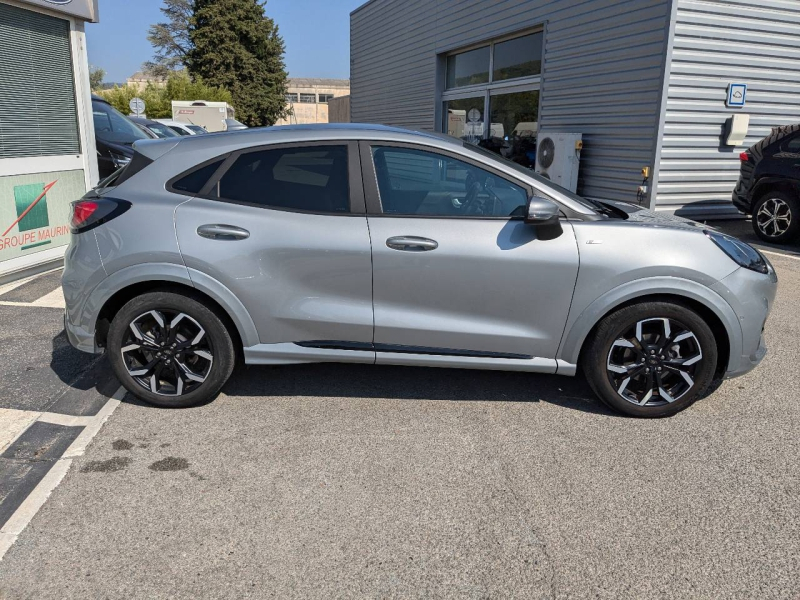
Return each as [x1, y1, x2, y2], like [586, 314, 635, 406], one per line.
[86, 0, 364, 83]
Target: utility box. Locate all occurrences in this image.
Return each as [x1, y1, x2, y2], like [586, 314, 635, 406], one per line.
[171, 101, 236, 133]
[535, 132, 583, 193]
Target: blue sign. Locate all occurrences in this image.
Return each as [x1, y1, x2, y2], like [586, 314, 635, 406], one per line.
[727, 83, 747, 108]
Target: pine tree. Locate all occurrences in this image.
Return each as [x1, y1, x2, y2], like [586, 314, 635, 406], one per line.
[145, 0, 192, 78]
[187, 0, 289, 127]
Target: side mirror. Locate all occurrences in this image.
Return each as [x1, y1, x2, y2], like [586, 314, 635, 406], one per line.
[525, 196, 560, 224]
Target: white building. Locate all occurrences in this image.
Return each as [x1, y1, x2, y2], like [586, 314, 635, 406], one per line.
[0, 0, 99, 281]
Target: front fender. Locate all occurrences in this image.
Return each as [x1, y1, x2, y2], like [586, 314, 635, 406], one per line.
[80, 262, 260, 350]
[557, 276, 743, 374]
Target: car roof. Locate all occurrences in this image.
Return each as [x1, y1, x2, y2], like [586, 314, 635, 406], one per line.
[158, 123, 456, 154]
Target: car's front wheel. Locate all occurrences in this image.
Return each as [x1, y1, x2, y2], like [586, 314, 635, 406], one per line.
[752, 191, 800, 244]
[583, 301, 718, 418]
[107, 291, 236, 408]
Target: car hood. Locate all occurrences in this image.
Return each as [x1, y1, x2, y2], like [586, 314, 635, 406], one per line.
[596, 199, 708, 231]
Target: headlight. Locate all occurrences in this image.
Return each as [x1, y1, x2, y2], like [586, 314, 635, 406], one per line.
[704, 230, 769, 274]
[109, 151, 131, 168]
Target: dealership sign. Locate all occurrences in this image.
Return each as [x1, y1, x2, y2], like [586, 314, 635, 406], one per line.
[0, 170, 87, 262]
[16, 0, 98, 22]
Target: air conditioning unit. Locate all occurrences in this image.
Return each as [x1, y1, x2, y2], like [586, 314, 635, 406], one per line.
[535, 132, 583, 193]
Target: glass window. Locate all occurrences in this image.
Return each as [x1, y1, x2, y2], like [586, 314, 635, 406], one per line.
[493, 32, 543, 81]
[92, 100, 150, 145]
[371, 146, 528, 218]
[218, 145, 349, 213]
[784, 136, 800, 153]
[172, 160, 224, 194]
[488, 90, 540, 168]
[446, 46, 490, 89]
[318, 94, 334, 103]
[285, 93, 298, 103]
[146, 122, 181, 139]
[168, 125, 191, 136]
[443, 97, 485, 145]
[299, 93, 316, 103]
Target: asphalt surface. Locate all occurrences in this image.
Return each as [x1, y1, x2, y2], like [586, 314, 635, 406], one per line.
[0, 244, 798, 599]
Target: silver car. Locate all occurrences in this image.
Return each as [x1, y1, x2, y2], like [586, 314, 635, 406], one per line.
[63, 124, 777, 417]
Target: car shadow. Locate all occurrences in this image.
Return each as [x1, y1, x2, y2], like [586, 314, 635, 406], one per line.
[219, 362, 616, 417]
[51, 328, 613, 417]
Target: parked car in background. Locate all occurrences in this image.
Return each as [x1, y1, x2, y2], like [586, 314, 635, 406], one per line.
[91, 95, 155, 180]
[129, 116, 182, 140]
[734, 124, 800, 244]
[63, 124, 777, 418]
[155, 119, 207, 136]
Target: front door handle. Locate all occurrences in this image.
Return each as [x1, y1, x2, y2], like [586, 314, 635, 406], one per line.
[197, 224, 250, 241]
[386, 236, 439, 251]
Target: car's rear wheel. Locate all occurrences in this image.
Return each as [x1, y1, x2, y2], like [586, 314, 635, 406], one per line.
[583, 302, 718, 418]
[752, 191, 800, 244]
[107, 291, 236, 408]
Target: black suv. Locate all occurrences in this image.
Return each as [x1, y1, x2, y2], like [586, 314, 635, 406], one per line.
[92, 94, 154, 179]
[733, 124, 800, 244]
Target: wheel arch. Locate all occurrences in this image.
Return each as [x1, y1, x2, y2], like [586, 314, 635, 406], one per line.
[87, 264, 259, 351]
[751, 178, 800, 205]
[560, 279, 741, 379]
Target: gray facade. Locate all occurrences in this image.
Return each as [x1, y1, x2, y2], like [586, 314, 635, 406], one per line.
[351, 0, 800, 215]
[654, 0, 800, 215]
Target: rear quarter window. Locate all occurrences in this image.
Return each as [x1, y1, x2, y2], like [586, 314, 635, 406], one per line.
[216, 145, 350, 213]
[171, 160, 225, 194]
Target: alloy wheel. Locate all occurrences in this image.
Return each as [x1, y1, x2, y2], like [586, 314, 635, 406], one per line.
[756, 197, 792, 238]
[121, 310, 213, 396]
[606, 318, 703, 407]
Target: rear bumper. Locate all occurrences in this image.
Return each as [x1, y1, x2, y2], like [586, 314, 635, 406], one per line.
[65, 309, 102, 354]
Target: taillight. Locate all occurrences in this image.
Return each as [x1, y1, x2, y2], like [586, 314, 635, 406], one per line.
[740, 152, 751, 162]
[69, 198, 131, 233]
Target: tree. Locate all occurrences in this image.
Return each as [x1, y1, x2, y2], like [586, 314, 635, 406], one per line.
[97, 71, 233, 119]
[89, 65, 105, 90]
[145, 0, 192, 78]
[188, 0, 289, 126]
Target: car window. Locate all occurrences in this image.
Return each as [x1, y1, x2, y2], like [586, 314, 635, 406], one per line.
[92, 100, 150, 145]
[168, 125, 191, 136]
[783, 136, 800, 153]
[145, 122, 180, 138]
[217, 145, 350, 213]
[371, 146, 528, 217]
[172, 160, 225, 194]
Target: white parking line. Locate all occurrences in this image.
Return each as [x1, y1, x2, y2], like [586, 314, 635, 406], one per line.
[760, 249, 800, 262]
[0, 409, 39, 454]
[31, 286, 65, 309]
[0, 386, 125, 561]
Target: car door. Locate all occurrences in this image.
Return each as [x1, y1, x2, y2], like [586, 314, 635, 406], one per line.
[360, 141, 580, 364]
[174, 141, 375, 350]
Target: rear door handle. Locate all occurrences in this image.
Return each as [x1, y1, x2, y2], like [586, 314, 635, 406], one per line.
[386, 236, 438, 251]
[197, 224, 250, 241]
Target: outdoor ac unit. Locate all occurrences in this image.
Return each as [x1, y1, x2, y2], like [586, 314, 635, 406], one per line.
[535, 132, 583, 193]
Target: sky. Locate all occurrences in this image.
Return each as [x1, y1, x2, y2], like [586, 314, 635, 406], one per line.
[86, 0, 364, 84]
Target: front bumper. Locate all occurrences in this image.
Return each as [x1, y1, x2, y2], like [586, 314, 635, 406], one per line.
[712, 260, 778, 379]
[65, 310, 102, 354]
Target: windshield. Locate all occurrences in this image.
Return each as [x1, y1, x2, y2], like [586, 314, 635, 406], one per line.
[460, 140, 606, 212]
[146, 122, 180, 139]
[92, 100, 150, 145]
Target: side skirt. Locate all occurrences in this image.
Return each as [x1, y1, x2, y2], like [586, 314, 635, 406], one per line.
[243, 342, 570, 375]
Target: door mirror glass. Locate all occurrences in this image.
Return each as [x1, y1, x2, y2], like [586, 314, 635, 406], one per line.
[525, 196, 560, 223]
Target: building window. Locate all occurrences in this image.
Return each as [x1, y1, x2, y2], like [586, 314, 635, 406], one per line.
[493, 32, 543, 81]
[318, 94, 335, 103]
[445, 46, 490, 89]
[299, 93, 316, 104]
[285, 93, 298, 103]
[0, 3, 81, 158]
[441, 28, 543, 167]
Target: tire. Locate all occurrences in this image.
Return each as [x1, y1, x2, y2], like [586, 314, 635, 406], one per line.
[582, 301, 718, 418]
[752, 190, 800, 244]
[107, 291, 236, 408]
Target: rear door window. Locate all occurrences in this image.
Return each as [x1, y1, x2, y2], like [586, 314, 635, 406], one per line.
[217, 145, 350, 213]
[783, 136, 800, 153]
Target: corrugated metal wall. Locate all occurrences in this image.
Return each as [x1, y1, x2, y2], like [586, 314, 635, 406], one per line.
[351, 0, 672, 203]
[656, 0, 800, 214]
